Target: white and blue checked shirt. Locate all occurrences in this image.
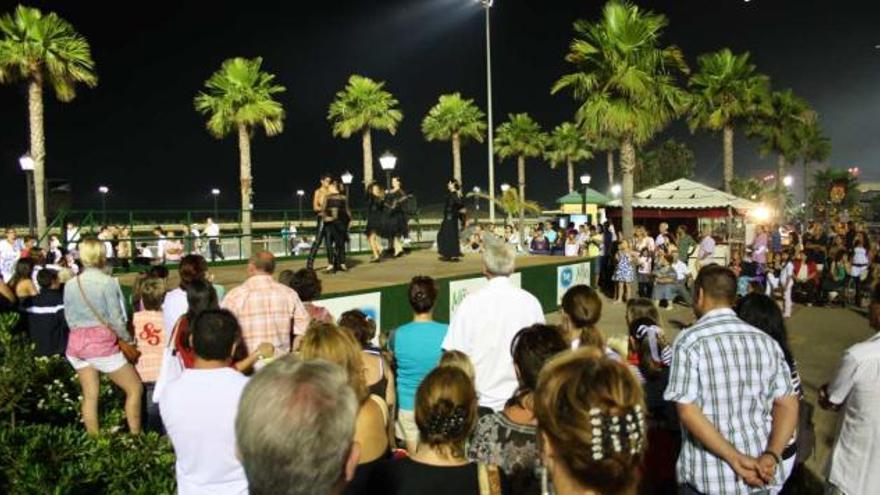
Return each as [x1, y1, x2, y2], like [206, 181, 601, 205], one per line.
[664, 308, 795, 495]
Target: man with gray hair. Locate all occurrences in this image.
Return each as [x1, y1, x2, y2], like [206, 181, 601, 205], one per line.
[236, 354, 360, 495]
[441, 238, 545, 411]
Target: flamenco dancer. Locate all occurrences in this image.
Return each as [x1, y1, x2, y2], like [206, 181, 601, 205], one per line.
[384, 175, 410, 258]
[321, 179, 351, 273]
[437, 179, 466, 262]
[306, 173, 333, 270]
[365, 182, 387, 263]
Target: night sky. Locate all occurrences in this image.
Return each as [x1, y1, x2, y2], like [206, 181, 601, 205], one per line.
[1, 0, 878, 225]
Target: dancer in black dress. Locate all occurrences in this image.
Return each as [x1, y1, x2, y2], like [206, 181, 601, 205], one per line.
[321, 180, 351, 273]
[365, 182, 387, 263]
[437, 179, 465, 262]
[384, 176, 410, 258]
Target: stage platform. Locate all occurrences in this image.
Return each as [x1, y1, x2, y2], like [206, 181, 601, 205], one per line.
[119, 250, 593, 333]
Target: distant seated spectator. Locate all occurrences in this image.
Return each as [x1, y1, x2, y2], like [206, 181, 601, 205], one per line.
[534, 346, 647, 495]
[653, 253, 689, 309]
[164, 232, 184, 262]
[371, 366, 510, 494]
[138, 243, 154, 260]
[468, 324, 568, 495]
[235, 355, 360, 495]
[292, 236, 312, 256]
[23, 268, 68, 356]
[528, 229, 550, 255]
[283, 268, 333, 325]
[160, 309, 250, 495]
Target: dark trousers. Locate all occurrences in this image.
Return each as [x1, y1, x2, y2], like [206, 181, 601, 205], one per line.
[306, 218, 333, 269]
[209, 239, 224, 261]
[142, 382, 165, 435]
[325, 221, 347, 268]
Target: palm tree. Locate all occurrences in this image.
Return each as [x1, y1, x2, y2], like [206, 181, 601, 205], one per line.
[0, 6, 97, 239]
[194, 57, 285, 256]
[545, 122, 593, 193]
[494, 113, 546, 201]
[747, 90, 814, 200]
[552, 1, 689, 240]
[422, 93, 486, 183]
[328, 75, 403, 187]
[688, 49, 770, 192]
[798, 119, 831, 201]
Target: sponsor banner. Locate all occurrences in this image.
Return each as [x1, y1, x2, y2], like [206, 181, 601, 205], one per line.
[317, 292, 382, 344]
[448, 272, 522, 317]
[556, 262, 591, 305]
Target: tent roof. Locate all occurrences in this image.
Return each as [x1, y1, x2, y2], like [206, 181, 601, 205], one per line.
[556, 188, 611, 205]
[605, 178, 758, 210]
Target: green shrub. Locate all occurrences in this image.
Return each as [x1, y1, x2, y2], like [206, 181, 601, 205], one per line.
[0, 312, 176, 492]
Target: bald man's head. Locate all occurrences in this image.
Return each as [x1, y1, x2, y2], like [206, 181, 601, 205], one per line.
[249, 251, 276, 275]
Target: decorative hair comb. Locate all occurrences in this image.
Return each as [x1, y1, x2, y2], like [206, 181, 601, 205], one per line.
[588, 405, 645, 460]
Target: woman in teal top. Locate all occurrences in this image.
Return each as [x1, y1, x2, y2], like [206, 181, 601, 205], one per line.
[389, 276, 448, 452]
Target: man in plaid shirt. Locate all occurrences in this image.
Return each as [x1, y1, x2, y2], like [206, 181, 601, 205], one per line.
[665, 265, 799, 494]
[222, 251, 309, 357]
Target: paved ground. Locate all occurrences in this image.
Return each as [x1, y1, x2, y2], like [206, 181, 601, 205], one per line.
[555, 293, 872, 484]
[124, 250, 867, 483]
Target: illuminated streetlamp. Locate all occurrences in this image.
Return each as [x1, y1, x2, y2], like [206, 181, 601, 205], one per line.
[783, 175, 793, 188]
[379, 151, 397, 189]
[580, 173, 592, 219]
[610, 184, 621, 197]
[472, 186, 481, 217]
[19, 154, 35, 235]
[341, 171, 354, 197]
[211, 188, 220, 219]
[500, 183, 511, 192]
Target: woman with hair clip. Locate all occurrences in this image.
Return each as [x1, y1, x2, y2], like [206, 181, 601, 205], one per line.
[534, 347, 647, 495]
[371, 365, 510, 494]
[365, 182, 388, 263]
[438, 179, 466, 262]
[322, 179, 352, 273]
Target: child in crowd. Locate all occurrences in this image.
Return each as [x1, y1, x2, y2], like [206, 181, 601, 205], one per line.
[765, 250, 794, 318]
[133, 277, 167, 434]
[613, 240, 636, 303]
[651, 254, 678, 310]
[528, 228, 550, 255]
[637, 246, 653, 297]
[23, 269, 69, 357]
[564, 230, 580, 257]
[625, 306, 677, 494]
[671, 254, 693, 306]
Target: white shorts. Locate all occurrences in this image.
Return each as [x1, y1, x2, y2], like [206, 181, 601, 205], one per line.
[67, 352, 128, 374]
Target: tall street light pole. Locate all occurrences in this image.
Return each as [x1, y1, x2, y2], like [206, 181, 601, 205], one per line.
[296, 189, 305, 222]
[479, 0, 496, 224]
[19, 154, 35, 236]
[211, 188, 220, 220]
[98, 186, 109, 224]
[580, 173, 592, 224]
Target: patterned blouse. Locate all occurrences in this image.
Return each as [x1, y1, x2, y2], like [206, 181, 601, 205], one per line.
[467, 411, 539, 495]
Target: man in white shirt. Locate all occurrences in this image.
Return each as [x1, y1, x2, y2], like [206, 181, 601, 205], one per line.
[820, 286, 880, 495]
[442, 240, 545, 411]
[153, 227, 167, 261]
[204, 218, 224, 262]
[161, 309, 249, 495]
[671, 258, 694, 306]
[697, 227, 716, 268]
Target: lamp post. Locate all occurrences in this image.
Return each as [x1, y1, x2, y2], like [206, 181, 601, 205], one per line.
[19, 154, 35, 235]
[782, 175, 793, 188]
[478, 0, 496, 224]
[472, 186, 481, 219]
[296, 189, 305, 222]
[211, 188, 220, 219]
[580, 173, 591, 222]
[98, 186, 109, 224]
[341, 171, 354, 197]
[379, 151, 397, 189]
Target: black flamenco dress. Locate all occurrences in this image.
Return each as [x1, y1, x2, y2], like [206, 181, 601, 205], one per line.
[437, 191, 464, 259]
[366, 194, 388, 238]
[384, 189, 409, 239]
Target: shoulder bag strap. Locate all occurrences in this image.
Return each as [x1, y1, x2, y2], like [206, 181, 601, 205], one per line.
[76, 274, 113, 332]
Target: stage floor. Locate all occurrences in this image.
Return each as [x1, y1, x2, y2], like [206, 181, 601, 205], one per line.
[118, 250, 566, 294]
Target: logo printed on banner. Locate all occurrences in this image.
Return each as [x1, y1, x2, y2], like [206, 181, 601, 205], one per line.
[557, 262, 591, 305]
[448, 273, 523, 318]
[317, 292, 382, 344]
